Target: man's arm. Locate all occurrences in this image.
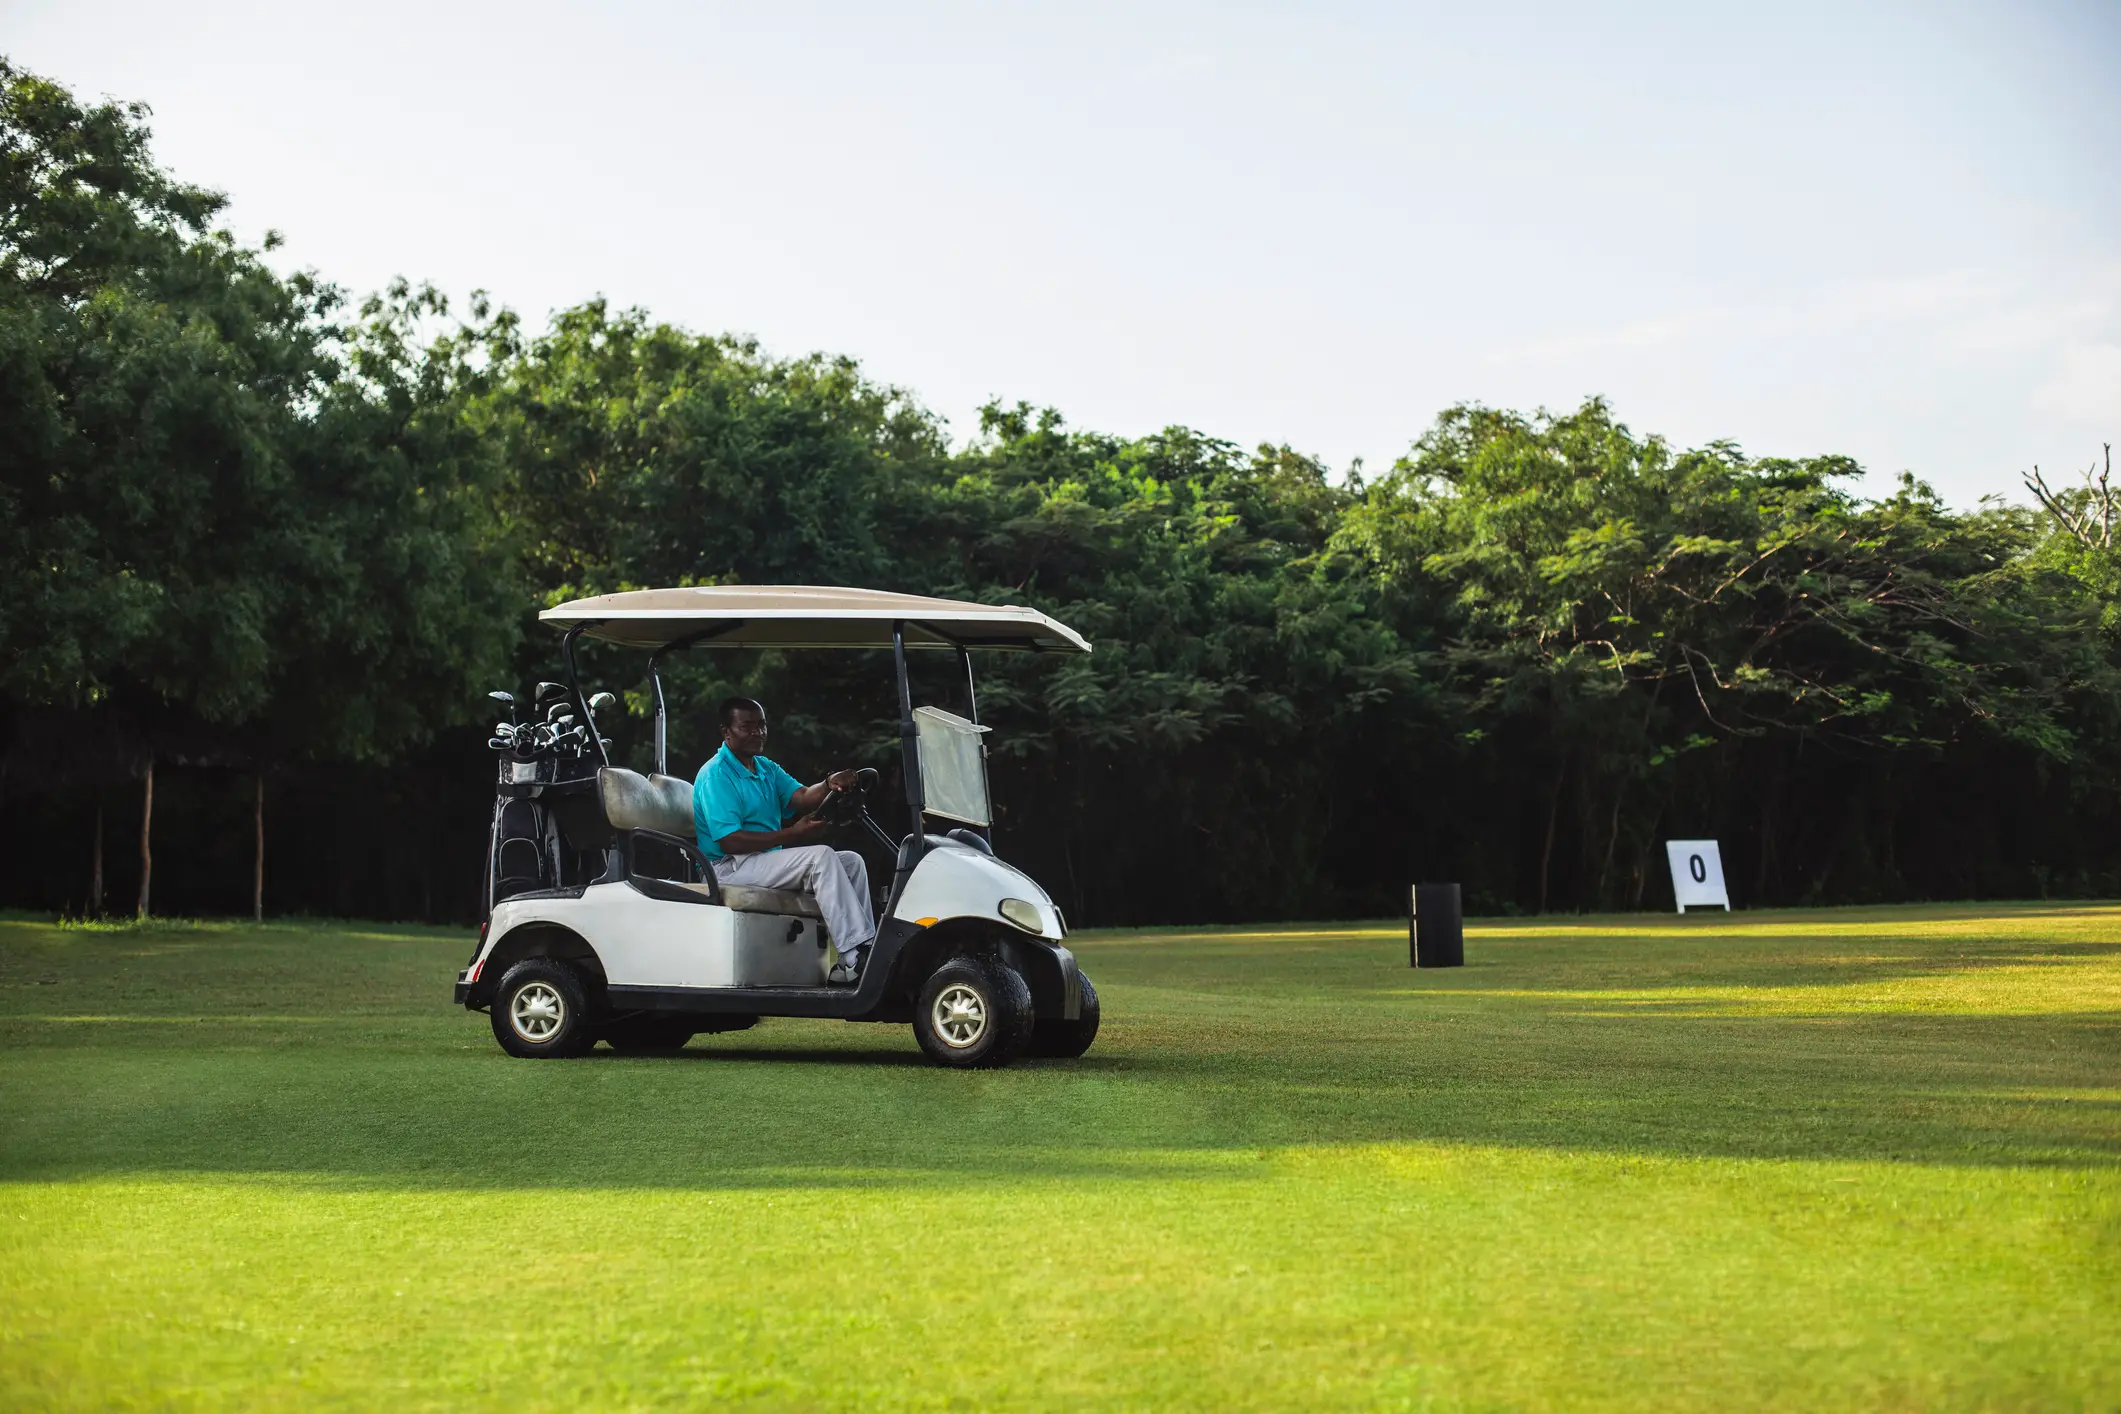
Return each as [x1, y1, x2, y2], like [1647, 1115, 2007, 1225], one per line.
[717, 762, 862, 850]
[716, 816, 831, 855]
[786, 768, 861, 817]
[700, 760, 825, 857]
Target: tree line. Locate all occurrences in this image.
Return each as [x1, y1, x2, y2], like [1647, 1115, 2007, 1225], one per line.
[5, 59, 2118, 926]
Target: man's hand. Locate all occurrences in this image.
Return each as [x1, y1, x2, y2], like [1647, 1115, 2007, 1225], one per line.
[791, 769, 864, 816]
[717, 813, 833, 855]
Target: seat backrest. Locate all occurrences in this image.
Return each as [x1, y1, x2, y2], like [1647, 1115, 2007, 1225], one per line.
[598, 767, 695, 838]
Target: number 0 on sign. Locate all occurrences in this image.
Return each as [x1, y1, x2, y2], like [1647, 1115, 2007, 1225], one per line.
[1664, 839, 1730, 912]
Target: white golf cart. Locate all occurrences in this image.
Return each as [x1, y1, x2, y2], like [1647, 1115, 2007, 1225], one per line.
[453, 586, 1099, 1069]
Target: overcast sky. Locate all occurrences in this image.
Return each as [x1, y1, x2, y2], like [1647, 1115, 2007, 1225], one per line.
[10, 0, 2119, 501]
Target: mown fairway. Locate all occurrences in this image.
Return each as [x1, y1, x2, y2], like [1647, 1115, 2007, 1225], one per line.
[1, 904, 2115, 1411]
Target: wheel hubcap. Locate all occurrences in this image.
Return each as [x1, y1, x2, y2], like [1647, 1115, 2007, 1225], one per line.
[931, 982, 988, 1048]
[510, 981, 565, 1042]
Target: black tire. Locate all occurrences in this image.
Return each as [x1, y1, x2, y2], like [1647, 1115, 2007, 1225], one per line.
[1026, 971, 1100, 1059]
[490, 958, 594, 1059]
[601, 1015, 696, 1054]
[912, 954, 1034, 1069]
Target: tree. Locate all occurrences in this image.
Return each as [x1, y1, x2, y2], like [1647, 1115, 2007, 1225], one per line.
[0, 61, 519, 915]
[0, 59, 340, 909]
[6, 58, 2118, 924]
[1340, 400, 2117, 907]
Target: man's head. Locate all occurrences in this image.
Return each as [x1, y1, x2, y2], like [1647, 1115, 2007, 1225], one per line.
[719, 697, 767, 758]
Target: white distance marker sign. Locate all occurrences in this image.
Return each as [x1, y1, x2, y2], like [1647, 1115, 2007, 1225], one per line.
[1665, 840, 1730, 913]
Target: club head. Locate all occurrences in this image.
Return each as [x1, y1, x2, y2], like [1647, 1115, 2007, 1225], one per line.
[588, 691, 616, 712]
[535, 681, 568, 704]
[487, 690, 515, 706]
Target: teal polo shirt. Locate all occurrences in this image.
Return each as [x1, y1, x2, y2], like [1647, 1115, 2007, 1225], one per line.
[694, 744, 803, 860]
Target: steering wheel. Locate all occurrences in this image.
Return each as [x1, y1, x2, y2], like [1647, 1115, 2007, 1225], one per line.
[812, 767, 881, 826]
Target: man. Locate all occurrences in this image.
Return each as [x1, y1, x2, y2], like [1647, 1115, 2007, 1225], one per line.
[694, 697, 875, 985]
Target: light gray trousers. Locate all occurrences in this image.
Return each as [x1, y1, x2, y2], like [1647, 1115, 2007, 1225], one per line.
[712, 846, 875, 959]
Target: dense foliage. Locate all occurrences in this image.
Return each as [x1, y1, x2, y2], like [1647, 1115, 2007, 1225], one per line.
[5, 61, 2118, 923]
[0, 62, 515, 776]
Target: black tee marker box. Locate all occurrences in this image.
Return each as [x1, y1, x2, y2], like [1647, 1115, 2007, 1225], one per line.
[1409, 883, 1464, 968]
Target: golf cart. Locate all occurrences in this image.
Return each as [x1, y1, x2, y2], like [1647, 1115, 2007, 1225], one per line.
[453, 586, 1099, 1069]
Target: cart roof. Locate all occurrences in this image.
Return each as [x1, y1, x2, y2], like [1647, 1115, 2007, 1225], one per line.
[539, 585, 1092, 654]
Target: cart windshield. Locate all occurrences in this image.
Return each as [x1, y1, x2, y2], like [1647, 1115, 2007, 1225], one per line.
[913, 706, 991, 827]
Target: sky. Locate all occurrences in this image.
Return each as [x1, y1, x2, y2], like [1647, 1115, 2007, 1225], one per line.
[9, 0, 2120, 502]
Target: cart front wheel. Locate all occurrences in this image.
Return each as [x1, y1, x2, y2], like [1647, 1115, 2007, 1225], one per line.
[914, 955, 1033, 1069]
[1026, 971, 1100, 1059]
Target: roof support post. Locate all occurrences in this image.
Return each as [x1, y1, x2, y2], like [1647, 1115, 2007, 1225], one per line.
[561, 623, 610, 767]
[957, 644, 991, 847]
[892, 620, 925, 850]
[647, 649, 669, 776]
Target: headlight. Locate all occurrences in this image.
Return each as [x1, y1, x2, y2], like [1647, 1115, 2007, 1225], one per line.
[998, 897, 1045, 935]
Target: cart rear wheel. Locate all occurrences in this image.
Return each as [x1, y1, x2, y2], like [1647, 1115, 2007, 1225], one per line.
[1026, 971, 1100, 1059]
[913, 955, 1033, 1069]
[491, 958, 593, 1059]
[602, 1015, 696, 1053]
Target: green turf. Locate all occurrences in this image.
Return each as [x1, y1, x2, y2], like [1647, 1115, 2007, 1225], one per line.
[1, 904, 2115, 1411]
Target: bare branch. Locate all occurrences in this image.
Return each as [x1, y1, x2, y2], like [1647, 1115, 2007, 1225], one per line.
[2101, 443, 2113, 548]
[2026, 445, 2120, 548]
[2025, 464, 2087, 542]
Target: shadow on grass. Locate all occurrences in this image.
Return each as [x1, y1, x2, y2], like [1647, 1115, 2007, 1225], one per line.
[593, 1044, 932, 1068]
[1120, 932, 2121, 1001]
[1, 1008, 2113, 1190]
[1, 911, 2116, 1191]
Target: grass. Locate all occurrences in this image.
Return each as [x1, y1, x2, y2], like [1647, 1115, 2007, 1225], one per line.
[0, 903, 2115, 1411]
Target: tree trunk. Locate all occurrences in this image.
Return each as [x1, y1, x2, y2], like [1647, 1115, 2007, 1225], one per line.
[253, 774, 265, 923]
[1630, 808, 1663, 908]
[1598, 787, 1624, 909]
[1754, 760, 1780, 902]
[136, 759, 154, 920]
[1537, 765, 1565, 914]
[89, 801, 104, 916]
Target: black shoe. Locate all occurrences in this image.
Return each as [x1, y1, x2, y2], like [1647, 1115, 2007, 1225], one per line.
[827, 943, 871, 986]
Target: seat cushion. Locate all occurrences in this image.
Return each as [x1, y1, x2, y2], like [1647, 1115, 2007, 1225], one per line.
[600, 767, 695, 836]
[677, 881, 822, 918]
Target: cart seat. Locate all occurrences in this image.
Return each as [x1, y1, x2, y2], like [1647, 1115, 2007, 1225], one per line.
[600, 768, 823, 918]
[675, 881, 823, 918]
[598, 767, 696, 835]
